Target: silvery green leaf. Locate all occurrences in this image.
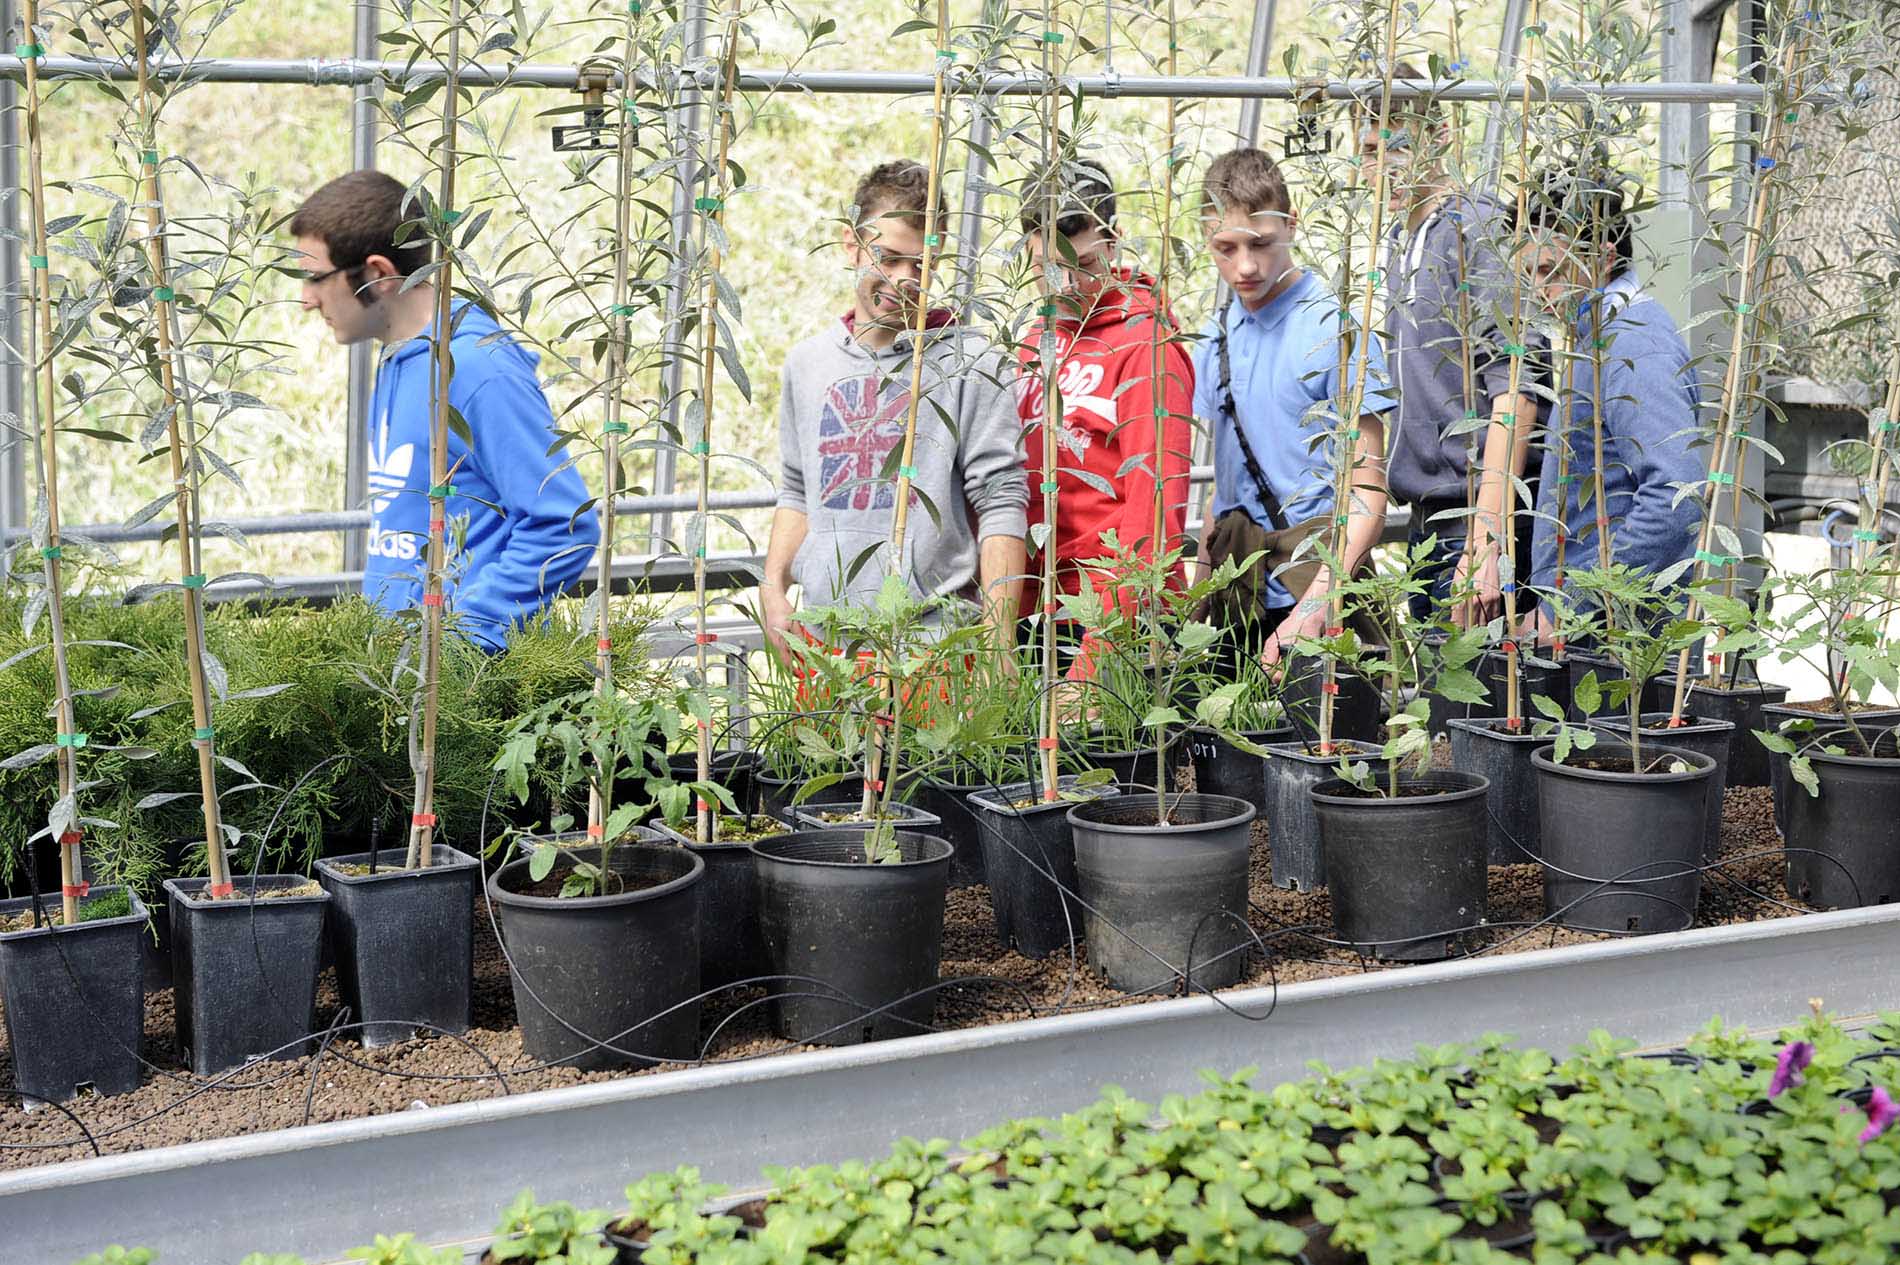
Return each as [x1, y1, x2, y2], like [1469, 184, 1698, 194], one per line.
[201, 651, 228, 701]
[1, 743, 56, 771]
[136, 791, 196, 811]
[21, 589, 47, 638]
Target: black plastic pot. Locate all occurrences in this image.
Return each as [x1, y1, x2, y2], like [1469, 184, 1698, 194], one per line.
[1283, 654, 1382, 745]
[1783, 744, 1900, 909]
[1077, 742, 1189, 794]
[967, 776, 1119, 958]
[757, 769, 864, 823]
[164, 875, 331, 1076]
[1445, 717, 1544, 865]
[1597, 712, 1735, 862]
[1688, 677, 1790, 788]
[1478, 649, 1571, 724]
[897, 774, 989, 888]
[1067, 792, 1256, 993]
[0, 888, 149, 1103]
[1532, 743, 1714, 935]
[313, 846, 480, 1048]
[1312, 772, 1488, 961]
[141, 835, 192, 994]
[1261, 740, 1392, 891]
[750, 830, 952, 1046]
[488, 843, 703, 1070]
[1188, 724, 1294, 812]
[788, 801, 942, 833]
[1764, 703, 1900, 839]
[647, 820, 776, 990]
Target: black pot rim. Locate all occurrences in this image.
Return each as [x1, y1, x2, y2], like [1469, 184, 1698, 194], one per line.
[0, 885, 148, 939]
[1529, 743, 1715, 784]
[1597, 712, 1735, 738]
[1688, 676, 1788, 699]
[1798, 742, 1900, 770]
[967, 775, 1119, 818]
[314, 846, 478, 884]
[486, 844, 703, 910]
[1188, 723, 1295, 741]
[1065, 791, 1256, 833]
[1309, 771, 1489, 806]
[163, 874, 331, 908]
[1264, 738, 1385, 764]
[1445, 716, 1547, 744]
[749, 829, 955, 869]
[653, 820, 791, 851]
[1761, 701, 1900, 721]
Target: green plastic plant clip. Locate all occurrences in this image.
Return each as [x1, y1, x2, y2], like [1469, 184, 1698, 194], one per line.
[1040, 480, 1059, 493]
[1379, 128, 1392, 140]
[26, 255, 46, 269]
[629, 0, 642, 11]
[1734, 302, 1753, 315]
[429, 484, 457, 497]
[441, 209, 464, 224]
[153, 286, 175, 302]
[180, 573, 206, 589]
[39, 545, 60, 560]
[193, 726, 214, 741]
[898, 465, 918, 479]
[1456, 282, 1471, 293]
[1854, 529, 1881, 542]
[1344, 429, 1360, 440]
[1503, 342, 1527, 356]
[695, 196, 723, 213]
[1367, 268, 1382, 284]
[1038, 303, 1058, 316]
[1593, 339, 1607, 349]
[1041, 31, 1064, 43]
[924, 233, 942, 247]
[54, 732, 87, 748]
[610, 303, 638, 316]
[690, 441, 710, 455]
[141, 149, 159, 166]
[1464, 410, 1481, 420]
[1335, 514, 1350, 526]
[936, 48, 956, 60]
[1694, 549, 1735, 567]
[14, 43, 43, 58]
[602, 421, 631, 435]
[1708, 470, 1735, 485]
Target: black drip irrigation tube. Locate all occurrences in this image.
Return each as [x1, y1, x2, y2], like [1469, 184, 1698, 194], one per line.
[0, 734, 1855, 1158]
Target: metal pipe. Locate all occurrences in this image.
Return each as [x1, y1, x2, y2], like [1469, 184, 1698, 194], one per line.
[952, 84, 996, 311]
[648, 0, 707, 554]
[339, 0, 379, 574]
[1477, 0, 1528, 184]
[0, 54, 1792, 105]
[0, 0, 24, 532]
[1234, 0, 1279, 145]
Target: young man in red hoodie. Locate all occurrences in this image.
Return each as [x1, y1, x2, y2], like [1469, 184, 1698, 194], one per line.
[1017, 158, 1194, 652]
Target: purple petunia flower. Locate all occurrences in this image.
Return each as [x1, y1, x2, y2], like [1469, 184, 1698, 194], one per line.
[1859, 1087, 1900, 1145]
[1769, 1041, 1814, 1097]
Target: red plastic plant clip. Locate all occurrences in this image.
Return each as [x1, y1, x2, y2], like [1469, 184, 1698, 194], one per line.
[597, 637, 613, 652]
[695, 632, 718, 645]
[1319, 681, 1340, 695]
[411, 813, 438, 827]
[421, 593, 444, 608]
[1042, 602, 1058, 617]
[1037, 736, 1059, 750]
[695, 798, 712, 813]
[1666, 716, 1687, 728]
[209, 882, 236, 898]
[61, 882, 89, 900]
[866, 779, 885, 793]
[429, 518, 446, 533]
[586, 823, 606, 838]
[1325, 626, 1344, 638]
[57, 830, 82, 846]
[1499, 640, 1519, 656]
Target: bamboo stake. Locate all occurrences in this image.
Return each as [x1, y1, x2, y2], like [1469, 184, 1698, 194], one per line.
[406, 0, 464, 870]
[692, 15, 740, 845]
[1146, 0, 1178, 818]
[128, 0, 229, 897]
[1322, 0, 1404, 755]
[17, 8, 80, 925]
[858, 0, 952, 824]
[1859, 347, 1900, 571]
[588, 8, 644, 848]
[1665, 19, 1810, 722]
[1035, 0, 1064, 804]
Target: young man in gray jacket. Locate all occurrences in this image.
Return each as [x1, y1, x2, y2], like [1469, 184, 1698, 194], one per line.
[1363, 69, 1544, 626]
[762, 160, 1028, 654]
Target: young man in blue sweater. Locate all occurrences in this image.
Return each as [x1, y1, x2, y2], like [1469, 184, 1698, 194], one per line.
[291, 171, 597, 650]
[1517, 172, 1704, 639]
[1192, 148, 1395, 668]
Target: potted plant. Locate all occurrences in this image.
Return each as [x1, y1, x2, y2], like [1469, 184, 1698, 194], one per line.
[1530, 563, 1717, 934]
[490, 683, 711, 1069]
[1304, 537, 1494, 960]
[1744, 563, 1900, 908]
[1059, 533, 1269, 993]
[749, 579, 975, 1045]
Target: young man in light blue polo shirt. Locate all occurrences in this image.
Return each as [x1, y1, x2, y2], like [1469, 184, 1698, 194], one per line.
[1192, 147, 1396, 667]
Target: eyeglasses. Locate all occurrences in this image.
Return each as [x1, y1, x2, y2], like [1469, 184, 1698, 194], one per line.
[296, 263, 353, 285]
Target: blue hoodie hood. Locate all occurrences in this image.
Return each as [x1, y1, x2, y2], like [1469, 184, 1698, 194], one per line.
[364, 301, 598, 648]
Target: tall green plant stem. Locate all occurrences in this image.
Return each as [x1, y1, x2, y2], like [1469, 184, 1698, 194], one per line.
[128, 0, 229, 896]
[1146, 0, 1178, 822]
[19, 3, 79, 924]
[408, 0, 465, 871]
[1665, 21, 1810, 723]
[693, 16, 740, 845]
[1323, 0, 1404, 754]
[1034, 0, 1065, 804]
[588, 9, 644, 849]
[1856, 344, 1900, 571]
[859, 0, 951, 825]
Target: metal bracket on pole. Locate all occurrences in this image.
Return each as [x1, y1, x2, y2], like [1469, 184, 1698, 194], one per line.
[0, 0, 25, 535]
[552, 61, 619, 152]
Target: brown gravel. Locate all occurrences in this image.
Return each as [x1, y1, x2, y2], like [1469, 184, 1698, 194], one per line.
[0, 784, 1796, 1171]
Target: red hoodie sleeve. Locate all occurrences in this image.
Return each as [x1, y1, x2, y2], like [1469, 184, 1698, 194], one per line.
[1091, 338, 1193, 618]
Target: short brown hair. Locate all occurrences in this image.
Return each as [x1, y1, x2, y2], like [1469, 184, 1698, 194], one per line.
[851, 160, 948, 232]
[289, 170, 432, 277]
[1353, 60, 1444, 131]
[1200, 148, 1292, 221]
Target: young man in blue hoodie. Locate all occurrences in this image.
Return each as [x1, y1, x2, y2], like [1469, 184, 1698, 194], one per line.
[1517, 171, 1704, 639]
[291, 171, 597, 650]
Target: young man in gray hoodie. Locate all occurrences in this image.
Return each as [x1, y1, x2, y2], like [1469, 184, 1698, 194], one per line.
[762, 160, 1029, 653]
